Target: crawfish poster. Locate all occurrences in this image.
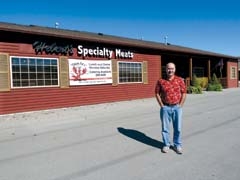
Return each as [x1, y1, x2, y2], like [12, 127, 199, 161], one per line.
[68, 59, 112, 85]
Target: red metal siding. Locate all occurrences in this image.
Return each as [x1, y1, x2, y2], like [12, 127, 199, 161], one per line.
[0, 42, 161, 115]
[227, 61, 238, 88]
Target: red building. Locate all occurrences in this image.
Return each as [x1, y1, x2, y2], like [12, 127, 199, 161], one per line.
[0, 22, 238, 115]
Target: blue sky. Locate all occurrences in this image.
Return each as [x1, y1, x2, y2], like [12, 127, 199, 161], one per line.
[1, 0, 239, 57]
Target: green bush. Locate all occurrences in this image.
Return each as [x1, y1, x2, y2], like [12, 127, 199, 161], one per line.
[187, 74, 202, 94]
[187, 86, 202, 94]
[206, 84, 214, 91]
[206, 73, 223, 91]
[206, 83, 222, 91]
[211, 73, 220, 84]
[191, 74, 200, 87]
[197, 77, 208, 89]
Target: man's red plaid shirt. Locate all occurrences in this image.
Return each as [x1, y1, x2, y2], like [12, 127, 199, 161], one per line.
[155, 75, 186, 105]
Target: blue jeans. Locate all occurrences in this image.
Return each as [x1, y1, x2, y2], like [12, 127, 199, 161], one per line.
[160, 104, 182, 148]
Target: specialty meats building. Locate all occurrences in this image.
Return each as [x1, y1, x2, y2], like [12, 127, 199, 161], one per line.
[0, 22, 239, 115]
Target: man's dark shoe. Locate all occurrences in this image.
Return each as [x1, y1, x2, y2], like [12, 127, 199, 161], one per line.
[173, 146, 183, 154]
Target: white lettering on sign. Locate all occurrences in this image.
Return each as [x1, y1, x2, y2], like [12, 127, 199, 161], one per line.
[77, 45, 134, 59]
[115, 49, 134, 58]
[77, 45, 113, 59]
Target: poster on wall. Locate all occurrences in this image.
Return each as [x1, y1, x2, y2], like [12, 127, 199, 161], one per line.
[68, 59, 112, 85]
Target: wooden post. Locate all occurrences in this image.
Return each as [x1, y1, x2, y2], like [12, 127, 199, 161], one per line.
[189, 57, 192, 80]
[208, 59, 211, 80]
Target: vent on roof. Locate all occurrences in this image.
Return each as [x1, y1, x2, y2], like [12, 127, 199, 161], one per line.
[55, 22, 59, 28]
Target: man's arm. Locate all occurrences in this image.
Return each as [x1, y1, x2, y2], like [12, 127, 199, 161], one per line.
[155, 80, 164, 107]
[179, 93, 186, 107]
[155, 93, 164, 107]
[179, 77, 187, 107]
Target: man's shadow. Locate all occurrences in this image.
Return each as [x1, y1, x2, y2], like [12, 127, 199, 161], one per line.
[117, 127, 164, 149]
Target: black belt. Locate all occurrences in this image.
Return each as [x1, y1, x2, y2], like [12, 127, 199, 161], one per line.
[164, 103, 178, 106]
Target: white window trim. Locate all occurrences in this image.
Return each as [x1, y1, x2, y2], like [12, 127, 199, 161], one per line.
[117, 61, 143, 84]
[230, 66, 237, 79]
[10, 56, 60, 88]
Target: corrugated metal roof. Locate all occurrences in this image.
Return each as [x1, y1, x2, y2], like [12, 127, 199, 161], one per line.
[0, 21, 238, 59]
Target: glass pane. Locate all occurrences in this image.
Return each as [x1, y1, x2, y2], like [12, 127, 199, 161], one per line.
[12, 58, 19, 65]
[21, 65, 28, 72]
[37, 73, 44, 79]
[51, 66, 58, 72]
[21, 73, 29, 79]
[30, 80, 37, 86]
[37, 80, 44, 86]
[45, 73, 51, 79]
[51, 60, 57, 65]
[52, 73, 58, 79]
[30, 73, 36, 79]
[29, 65, 36, 72]
[29, 59, 36, 65]
[119, 71, 123, 77]
[37, 59, 44, 65]
[22, 80, 29, 86]
[44, 66, 50, 72]
[37, 66, 43, 72]
[45, 80, 51, 85]
[12, 65, 20, 72]
[44, 59, 51, 65]
[12, 80, 21, 87]
[52, 80, 58, 85]
[12, 73, 20, 79]
[20, 58, 28, 65]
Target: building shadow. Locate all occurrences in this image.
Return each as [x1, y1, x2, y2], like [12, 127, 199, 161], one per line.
[117, 127, 164, 149]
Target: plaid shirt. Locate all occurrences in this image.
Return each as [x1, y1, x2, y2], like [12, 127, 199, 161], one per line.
[155, 75, 186, 105]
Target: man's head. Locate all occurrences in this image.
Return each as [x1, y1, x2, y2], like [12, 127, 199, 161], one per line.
[166, 62, 176, 78]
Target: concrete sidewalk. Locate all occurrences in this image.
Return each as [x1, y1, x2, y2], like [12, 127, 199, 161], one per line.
[0, 88, 240, 180]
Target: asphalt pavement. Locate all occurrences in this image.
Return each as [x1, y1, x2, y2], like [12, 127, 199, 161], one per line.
[0, 88, 240, 180]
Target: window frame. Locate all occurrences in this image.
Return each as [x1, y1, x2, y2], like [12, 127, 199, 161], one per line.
[193, 67, 204, 77]
[10, 56, 59, 88]
[118, 61, 143, 84]
[230, 66, 237, 79]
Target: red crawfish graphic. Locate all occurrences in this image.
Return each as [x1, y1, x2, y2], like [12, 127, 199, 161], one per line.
[72, 66, 87, 80]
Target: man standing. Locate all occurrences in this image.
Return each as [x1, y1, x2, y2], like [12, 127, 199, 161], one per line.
[155, 62, 187, 154]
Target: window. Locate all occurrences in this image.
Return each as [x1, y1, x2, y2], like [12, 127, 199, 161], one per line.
[230, 66, 237, 79]
[118, 62, 142, 83]
[193, 67, 204, 77]
[10, 56, 59, 88]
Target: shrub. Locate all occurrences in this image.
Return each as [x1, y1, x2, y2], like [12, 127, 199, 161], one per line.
[187, 86, 202, 94]
[206, 73, 223, 91]
[197, 77, 208, 89]
[211, 73, 220, 84]
[206, 83, 222, 91]
[187, 74, 202, 94]
[191, 74, 200, 87]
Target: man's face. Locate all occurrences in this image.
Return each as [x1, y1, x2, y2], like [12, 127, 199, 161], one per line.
[166, 63, 175, 77]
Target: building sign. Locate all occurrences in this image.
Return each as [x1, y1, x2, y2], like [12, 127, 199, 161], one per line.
[32, 41, 74, 56]
[77, 45, 134, 59]
[69, 59, 112, 85]
[32, 41, 134, 59]
[77, 45, 113, 59]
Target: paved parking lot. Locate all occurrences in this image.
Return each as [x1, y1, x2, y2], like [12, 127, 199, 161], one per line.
[0, 88, 240, 180]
